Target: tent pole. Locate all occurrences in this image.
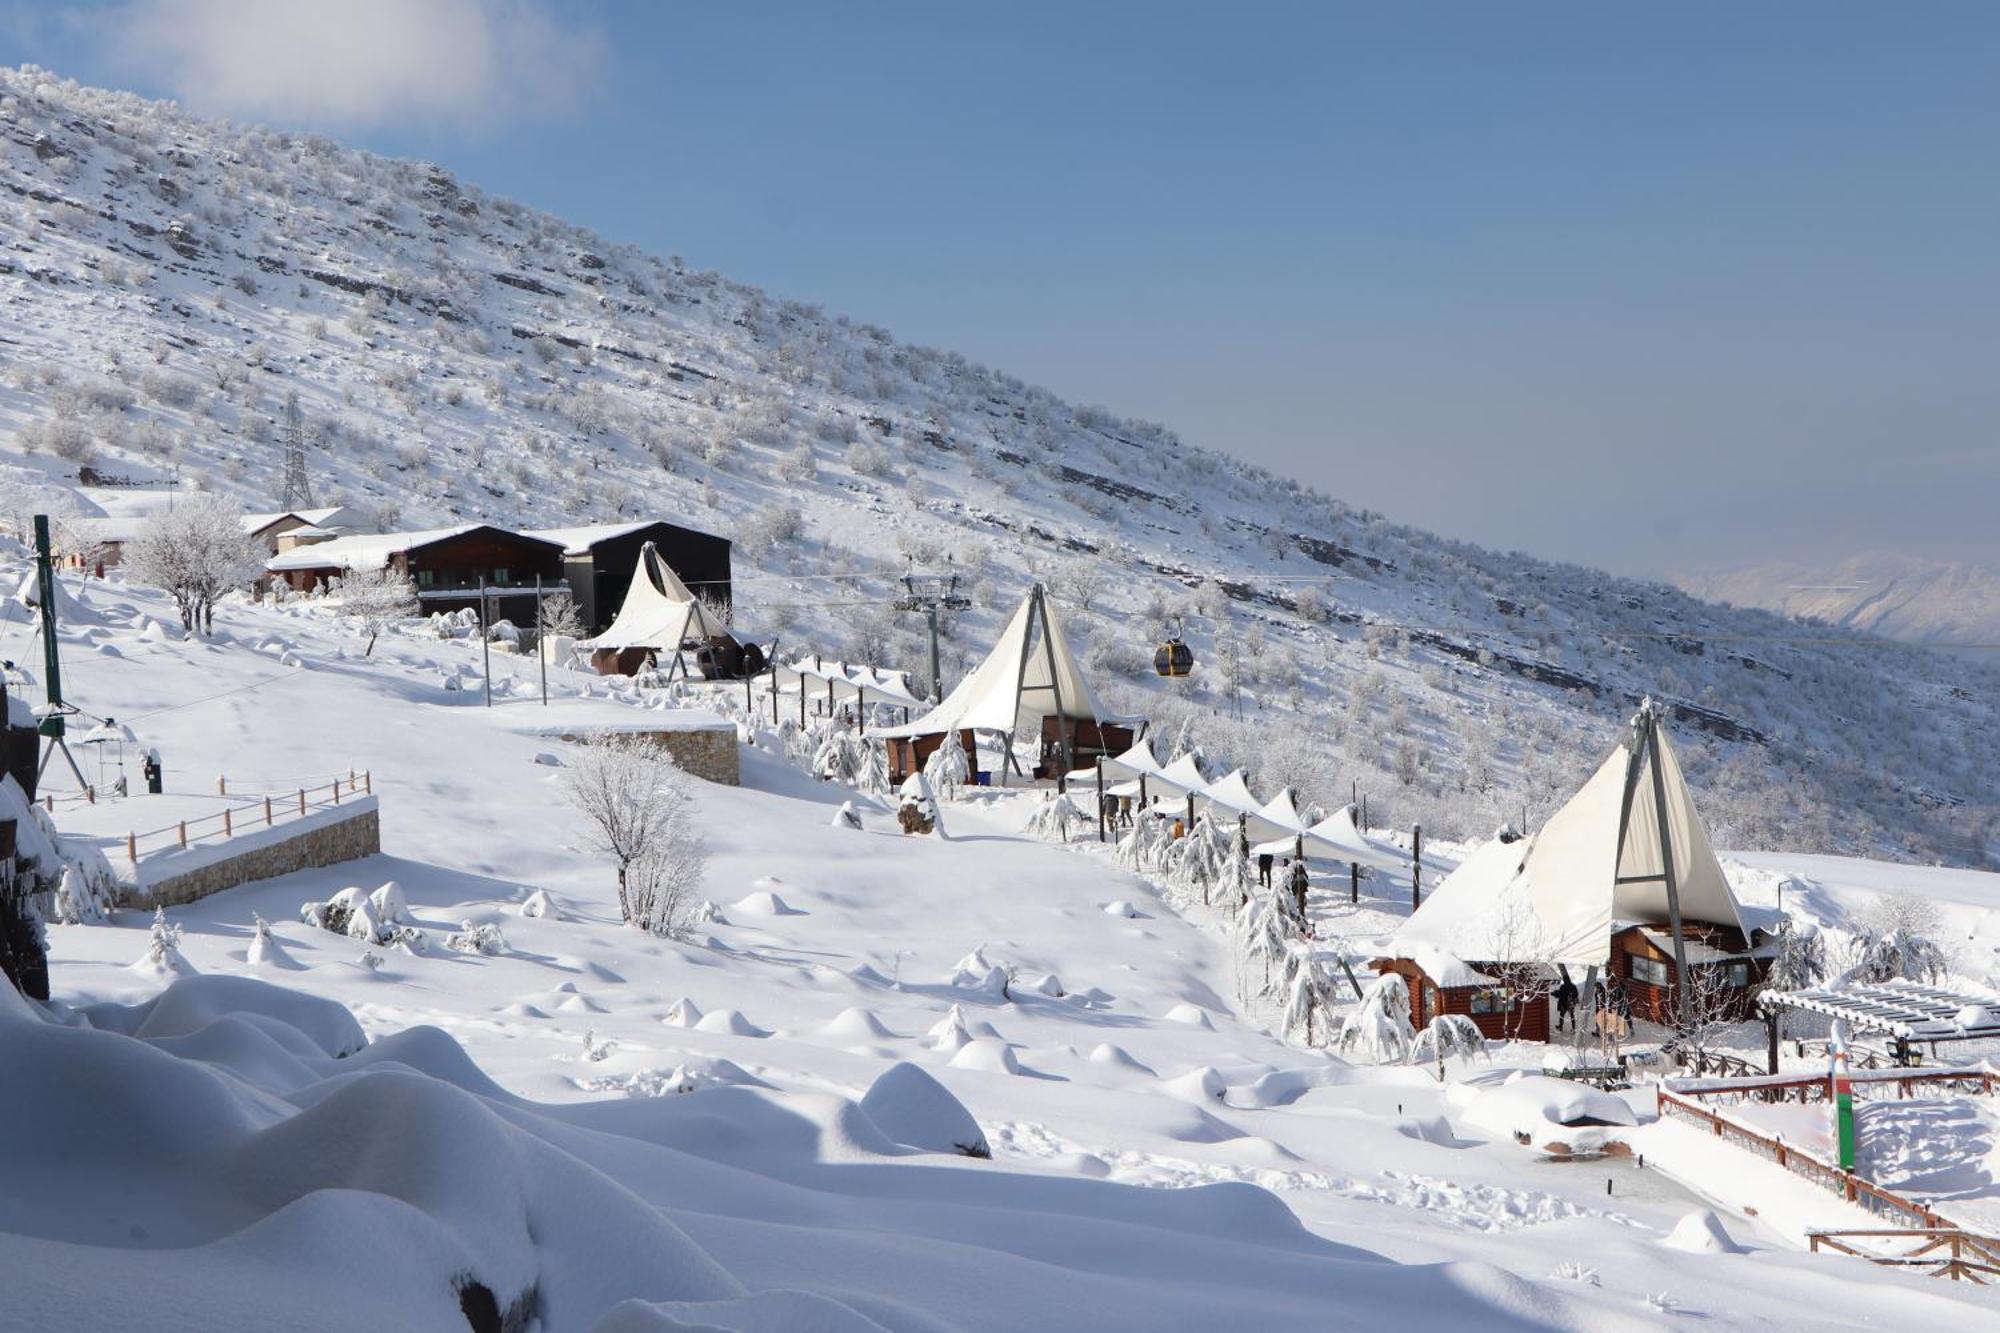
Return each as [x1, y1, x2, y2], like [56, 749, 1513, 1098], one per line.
[1350, 860, 1359, 905]
[1033, 585, 1074, 781]
[1411, 823, 1422, 910]
[1096, 757, 1105, 843]
[1646, 710, 1697, 1037]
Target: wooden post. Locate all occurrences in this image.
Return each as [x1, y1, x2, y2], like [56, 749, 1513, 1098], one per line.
[223, 807, 232, 837]
[1350, 860, 1360, 904]
[177, 820, 187, 848]
[364, 770, 372, 795]
[218, 774, 226, 796]
[298, 788, 306, 816]
[333, 779, 341, 804]
[126, 831, 136, 863]
[1096, 756, 1106, 844]
[480, 580, 492, 708]
[86, 785, 95, 804]
[537, 575, 548, 707]
[1766, 1010, 1781, 1076]
[264, 796, 273, 826]
[1412, 823, 1423, 910]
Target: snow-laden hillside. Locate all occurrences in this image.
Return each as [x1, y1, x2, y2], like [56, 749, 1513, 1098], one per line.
[17, 566, 2000, 1330]
[0, 66, 1994, 868]
[1680, 552, 2000, 650]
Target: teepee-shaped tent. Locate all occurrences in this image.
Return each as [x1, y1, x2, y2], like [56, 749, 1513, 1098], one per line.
[591, 542, 728, 659]
[876, 585, 1139, 781]
[1390, 700, 1748, 1031]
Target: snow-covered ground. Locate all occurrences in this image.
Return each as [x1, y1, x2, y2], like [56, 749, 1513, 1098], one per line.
[6, 568, 1999, 1329]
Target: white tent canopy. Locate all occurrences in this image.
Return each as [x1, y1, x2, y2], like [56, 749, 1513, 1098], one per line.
[1390, 701, 1749, 972]
[774, 656, 928, 712]
[1066, 737, 1167, 786]
[591, 542, 727, 651]
[875, 586, 1136, 760]
[1252, 803, 1412, 873]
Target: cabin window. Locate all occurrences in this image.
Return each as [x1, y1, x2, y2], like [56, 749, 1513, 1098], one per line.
[1469, 988, 1516, 1015]
[415, 569, 434, 588]
[1629, 953, 1669, 987]
[492, 567, 511, 587]
[1421, 983, 1439, 1022]
[1717, 961, 1751, 989]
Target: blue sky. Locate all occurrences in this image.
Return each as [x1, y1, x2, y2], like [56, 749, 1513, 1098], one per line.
[9, 2, 2000, 576]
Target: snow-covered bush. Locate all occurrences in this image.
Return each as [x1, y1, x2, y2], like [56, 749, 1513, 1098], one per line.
[559, 733, 707, 937]
[1339, 972, 1416, 1064]
[922, 729, 968, 800]
[446, 920, 507, 956]
[1023, 791, 1082, 843]
[1114, 813, 1171, 877]
[332, 564, 419, 655]
[1410, 1014, 1488, 1082]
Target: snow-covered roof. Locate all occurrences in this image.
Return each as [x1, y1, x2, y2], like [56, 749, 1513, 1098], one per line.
[1389, 704, 1748, 971]
[243, 508, 355, 535]
[266, 525, 485, 572]
[775, 657, 927, 710]
[526, 521, 665, 556]
[1253, 804, 1411, 872]
[875, 586, 1140, 740]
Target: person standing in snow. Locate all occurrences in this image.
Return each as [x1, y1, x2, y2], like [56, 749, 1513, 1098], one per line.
[1554, 973, 1579, 1032]
[1258, 850, 1274, 888]
[1287, 857, 1310, 920]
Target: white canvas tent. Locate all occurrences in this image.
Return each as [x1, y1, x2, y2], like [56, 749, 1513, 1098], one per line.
[875, 585, 1138, 781]
[1390, 701, 1747, 1028]
[591, 541, 728, 656]
[1257, 804, 1411, 874]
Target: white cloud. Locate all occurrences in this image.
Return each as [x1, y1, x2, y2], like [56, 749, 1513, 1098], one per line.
[105, 0, 606, 130]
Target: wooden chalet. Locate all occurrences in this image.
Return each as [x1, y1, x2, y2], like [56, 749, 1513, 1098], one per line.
[1376, 702, 1773, 1043]
[266, 524, 566, 623]
[885, 729, 979, 786]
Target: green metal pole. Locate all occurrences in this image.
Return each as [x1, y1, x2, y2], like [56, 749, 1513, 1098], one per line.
[33, 515, 63, 737]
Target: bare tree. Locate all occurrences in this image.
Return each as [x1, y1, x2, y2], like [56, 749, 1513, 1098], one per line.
[536, 588, 585, 641]
[334, 564, 419, 655]
[125, 494, 262, 634]
[559, 735, 707, 935]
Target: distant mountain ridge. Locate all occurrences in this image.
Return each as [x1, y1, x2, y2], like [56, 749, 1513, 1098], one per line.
[1679, 553, 2000, 648]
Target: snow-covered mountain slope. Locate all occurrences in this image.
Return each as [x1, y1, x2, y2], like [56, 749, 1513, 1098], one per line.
[1680, 552, 2000, 650]
[19, 569, 2000, 1330]
[0, 65, 1993, 868]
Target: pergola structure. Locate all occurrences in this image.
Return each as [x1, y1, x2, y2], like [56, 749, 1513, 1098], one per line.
[1759, 979, 2000, 1072]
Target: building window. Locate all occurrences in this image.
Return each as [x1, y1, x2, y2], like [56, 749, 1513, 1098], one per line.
[1718, 961, 1751, 989]
[1421, 982, 1439, 1022]
[493, 567, 511, 586]
[1629, 953, 1669, 987]
[416, 569, 434, 588]
[1470, 988, 1517, 1015]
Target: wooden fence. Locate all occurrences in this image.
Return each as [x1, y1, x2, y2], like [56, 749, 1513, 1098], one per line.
[124, 771, 372, 863]
[1809, 1229, 2000, 1284]
[1656, 1087, 1951, 1230]
[1667, 1068, 2000, 1108]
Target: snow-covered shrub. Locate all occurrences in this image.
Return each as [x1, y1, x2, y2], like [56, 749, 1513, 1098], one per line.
[1023, 791, 1082, 843]
[446, 920, 507, 956]
[1767, 917, 1827, 991]
[332, 565, 420, 655]
[921, 728, 968, 800]
[559, 733, 707, 937]
[1280, 945, 1341, 1046]
[1339, 972, 1415, 1064]
[1410, 1014, 1488, 1081]
[1114, 813, 1171, 877]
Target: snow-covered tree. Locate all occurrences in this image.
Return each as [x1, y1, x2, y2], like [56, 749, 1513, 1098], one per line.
[922, 728, 969, 800]
[559, 734, 707, 936]
[1339, 972, 1416, 1064]
[1164, 812, 1239, 906]
[536, 588, 585, 640]
[1767, 917, 1827, 992]
[1280, 945, 1342, 1046]
[125, 493, 261, 634]
[333, 563, 419, 655]
[1115, 812, 1171, 877]
[1842, 895, 1950, 985]
[1024, 791, 1082, 843]
[1409, 1014, 1487, 1082]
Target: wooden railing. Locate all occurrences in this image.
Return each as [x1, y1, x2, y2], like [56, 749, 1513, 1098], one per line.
[1809, 1229, 2000, 1283]
[124, 771, 372, 864]
[1656, 1087, 1950, 1230]
[1667, 1068, 2000, 1108]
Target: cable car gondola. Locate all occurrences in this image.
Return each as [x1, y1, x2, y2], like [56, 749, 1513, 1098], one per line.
[1153, 620, 1194, 678]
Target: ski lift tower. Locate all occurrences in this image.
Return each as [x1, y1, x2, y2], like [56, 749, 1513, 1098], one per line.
[280, 392, 315, 511]
[31, 516, 89, 793]
[893, 570, 971, 703]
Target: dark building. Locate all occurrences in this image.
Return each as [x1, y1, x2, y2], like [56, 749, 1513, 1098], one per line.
[267, 524, 567, 623]
[528, 521, 733, 635]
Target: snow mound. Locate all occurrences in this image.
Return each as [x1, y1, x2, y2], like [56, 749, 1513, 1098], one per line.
[594, 1291, 892, 1333]
[1457, 1075, 1636, 1149]
[1102, 900, 1145, 918]
[1023, 972, 1065, 998]
[663, 997, 704, 1028]
[1161, 1066, 1228, 1103]
[1955, 1004, 1996, 1030]
[501, 1002, 549, 1020]
[518, 888, 560, 919]
[1087, 1043, 1155, 1075]
[829, 801, 863, 830]
[244, 918, 300, 970]
[732, 891, 802, 917]
[1395, 1116, 1468, 1148]
[1662, 1209, 1743, 1254]
[950, 947, 1009, 995]
[695, 1009, 772, 1038]
[947, 1038, 1021, 1075]
[1163, 1003, 1214, 1029]
[860, 1062, 991, 1158]
[819, 1007, 898, 1041]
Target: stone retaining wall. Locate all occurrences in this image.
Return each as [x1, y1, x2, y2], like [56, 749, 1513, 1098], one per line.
[119, 801, 382, 908]
[550, 725, 740, 786]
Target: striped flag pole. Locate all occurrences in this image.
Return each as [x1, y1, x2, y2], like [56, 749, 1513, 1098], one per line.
[1831, 1022, 1857, 1172]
